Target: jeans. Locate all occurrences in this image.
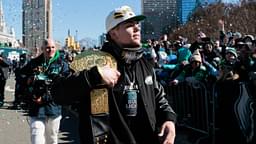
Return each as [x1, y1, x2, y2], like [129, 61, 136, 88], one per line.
[30, 115, 62, 144]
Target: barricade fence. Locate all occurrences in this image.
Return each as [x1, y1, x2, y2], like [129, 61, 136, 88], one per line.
[165, 80, 216, 143]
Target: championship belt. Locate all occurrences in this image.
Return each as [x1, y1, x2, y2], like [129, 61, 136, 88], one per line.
[70, 50, 117, 115]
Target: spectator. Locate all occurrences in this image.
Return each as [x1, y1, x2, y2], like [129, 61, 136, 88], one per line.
[0, 53, 10, 107]
[169, 41, 192, 80]
[201, 39, 221, 81]
[143, 40, 157, 67]
[170, 49, 207, 85]
[11, 53, 29, 110]
[215, 47, 245, 144]
[190, 31, 206, 53]
[20, 38, 70, 144]
[217, 47, 240, 81]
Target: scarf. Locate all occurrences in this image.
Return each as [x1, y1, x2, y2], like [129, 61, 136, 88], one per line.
[102, 42, 144, 64]
[121, 47, 144, 64]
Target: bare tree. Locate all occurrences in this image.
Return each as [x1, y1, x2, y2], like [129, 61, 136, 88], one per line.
[169, 2, 256, 43]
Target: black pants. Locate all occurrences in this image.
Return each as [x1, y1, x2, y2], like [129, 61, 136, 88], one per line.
[0, 79, 6, 102]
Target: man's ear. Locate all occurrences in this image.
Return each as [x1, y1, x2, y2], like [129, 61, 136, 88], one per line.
[109, 29, 119, 40]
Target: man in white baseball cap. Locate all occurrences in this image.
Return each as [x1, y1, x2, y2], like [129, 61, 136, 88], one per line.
[102, 5, 177, 144]
[105, 5, 146, 33]
[104, 5, 147, 63]
[52, 5, 177, 144]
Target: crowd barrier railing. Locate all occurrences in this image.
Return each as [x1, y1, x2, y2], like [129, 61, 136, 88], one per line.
[165, 80, 216, 143]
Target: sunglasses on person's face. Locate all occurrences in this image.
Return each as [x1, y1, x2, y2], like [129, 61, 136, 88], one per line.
[46, 46, 55, 49]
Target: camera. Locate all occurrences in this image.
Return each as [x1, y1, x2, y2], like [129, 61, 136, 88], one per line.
[32, 74, 53, 104]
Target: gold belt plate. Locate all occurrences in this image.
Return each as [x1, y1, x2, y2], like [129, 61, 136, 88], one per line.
[90, 88, 109, 114]
[70, 50, 117, 114]
[70, 50, 117, 72]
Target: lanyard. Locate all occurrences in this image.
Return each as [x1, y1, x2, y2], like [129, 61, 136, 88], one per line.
[124, 66, 136, 90]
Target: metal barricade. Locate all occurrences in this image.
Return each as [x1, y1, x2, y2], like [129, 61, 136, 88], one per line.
[165, 80, 215, 137]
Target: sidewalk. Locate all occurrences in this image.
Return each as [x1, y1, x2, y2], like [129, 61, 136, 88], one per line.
[0, 74, 31, 144]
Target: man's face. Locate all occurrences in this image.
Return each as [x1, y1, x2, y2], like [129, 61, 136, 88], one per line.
[225, 52, 236, 61]
[42, 39, 56, 59]
[191, 61, 201, 69]
[204, 43, 213, 52]
[110, 20, 141, 48]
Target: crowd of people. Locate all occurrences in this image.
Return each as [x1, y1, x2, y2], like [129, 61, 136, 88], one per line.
[0, 4, 255, 144]
[141, 18, 256, 144]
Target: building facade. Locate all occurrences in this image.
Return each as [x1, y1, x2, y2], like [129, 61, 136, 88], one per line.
[22, 0, 52, 56]
[98, 33, 106, 47]
[0, 0, 19, 48]
[141, 0, 220, 41]
[141, 0, 178, 41]
[177, 0, 201, 24]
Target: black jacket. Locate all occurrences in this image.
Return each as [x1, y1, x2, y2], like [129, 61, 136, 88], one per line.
[20, 53, 70, 117]
[0, 56, 10, 81]
[52, 42, 177, 144]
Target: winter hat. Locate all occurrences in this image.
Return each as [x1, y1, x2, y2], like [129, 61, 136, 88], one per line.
[244, 35, 255, 42]
[243, 35, 255, 47]
[226, 47, 238, 58]
[190, 49, 202, 62]
[177, 47, 192, 63]
[105, 5, 146, 32]
[233, 32, 242, 38]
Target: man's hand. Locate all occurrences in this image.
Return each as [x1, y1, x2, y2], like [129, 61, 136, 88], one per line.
[98, 65, 121, 87]
[33, 96, 43, 104]
[218, 19, 225, 31]
[158, 121, 176, 144]
[169, 79, 178, 86]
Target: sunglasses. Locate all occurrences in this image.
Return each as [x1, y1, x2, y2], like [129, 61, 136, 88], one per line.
[46, 46, 55, 49]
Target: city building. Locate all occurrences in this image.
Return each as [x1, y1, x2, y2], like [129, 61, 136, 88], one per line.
[177, 0, 202, 24]
[141, 0, 220, 41]
[65, 35, 80, 52]
[0, 0, 19, 48]
[22, 0, 52, 56]
[98, 33, 107, 47]
[177, 0, 238, 24]
[141, 0, 178, 41]
[221, 0, 240, 3]
[232, 0, 255, 4]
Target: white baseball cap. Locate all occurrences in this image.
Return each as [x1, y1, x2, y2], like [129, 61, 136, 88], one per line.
[105, 5, 146, 33]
